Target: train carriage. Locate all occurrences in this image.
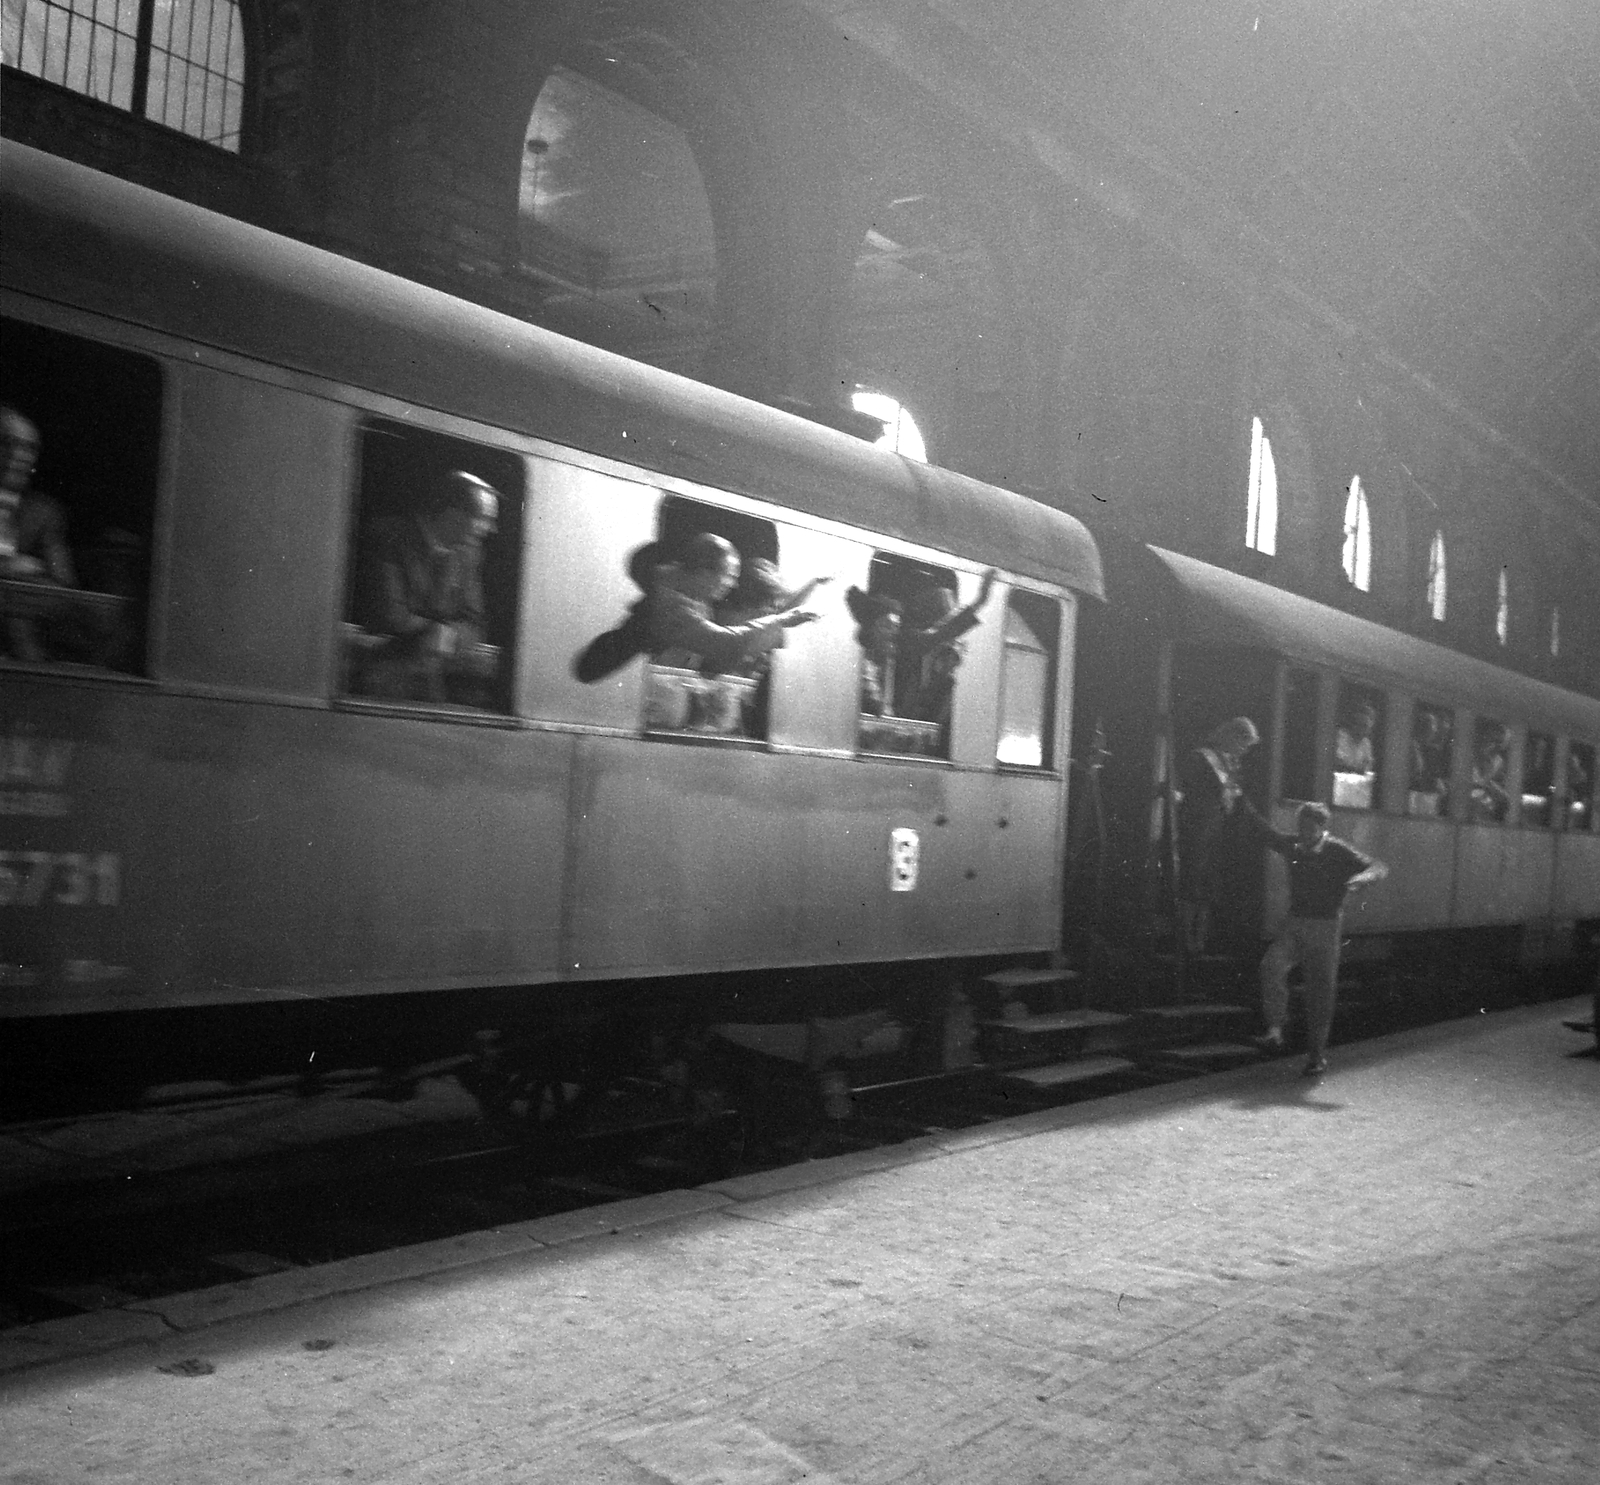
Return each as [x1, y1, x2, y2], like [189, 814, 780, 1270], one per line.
[1072, 537, 1600, 986]
[1, 145, 1102, 1101]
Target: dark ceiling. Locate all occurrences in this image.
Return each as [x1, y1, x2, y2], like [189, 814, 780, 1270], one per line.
[809, 0, 1600, 512]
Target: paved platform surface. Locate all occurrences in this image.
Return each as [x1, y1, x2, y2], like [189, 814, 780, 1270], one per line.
[2, 998, 1595, 1484]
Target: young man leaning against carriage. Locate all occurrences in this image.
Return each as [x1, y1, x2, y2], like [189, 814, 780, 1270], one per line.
[1252, 801, 1388, 1078]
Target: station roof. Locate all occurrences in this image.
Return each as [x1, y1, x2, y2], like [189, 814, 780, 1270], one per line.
[1147, 547, 1600, 738]
[1, 145, 1102, 600]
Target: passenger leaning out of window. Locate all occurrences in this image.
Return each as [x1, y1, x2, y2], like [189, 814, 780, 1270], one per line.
[844, 586, 904, 717]
[352, 470, 501, 703]
[711, 557, 832, 679]
[894, 568, 998, 725]
[644, 533, 819, 675]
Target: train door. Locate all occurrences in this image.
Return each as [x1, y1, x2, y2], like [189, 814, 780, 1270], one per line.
[1168, 645, 1278, 953]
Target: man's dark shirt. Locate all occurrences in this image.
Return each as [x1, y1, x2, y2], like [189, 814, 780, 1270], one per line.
[1282, 835, 1372, 919]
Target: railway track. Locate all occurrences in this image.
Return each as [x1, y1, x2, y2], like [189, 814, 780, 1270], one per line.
[2, 958, 1589, 1335]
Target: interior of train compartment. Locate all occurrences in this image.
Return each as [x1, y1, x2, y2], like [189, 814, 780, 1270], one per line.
[1, 319, 159, 672]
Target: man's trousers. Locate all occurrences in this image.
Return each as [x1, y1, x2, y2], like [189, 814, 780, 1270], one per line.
[1259, 915, 1343, 1057]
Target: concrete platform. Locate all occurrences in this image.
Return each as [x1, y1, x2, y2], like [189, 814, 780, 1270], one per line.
[1, 998, 1595, 1484]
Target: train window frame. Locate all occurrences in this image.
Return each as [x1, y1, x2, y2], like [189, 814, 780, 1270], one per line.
[2, 315, 162, 680]
[1566, 741, 1595, 832]
[1406, 701, 1455, 819]
[1522, 730, 1556, 828]
[1469, 715, 1512, 825]
[995, 588, 1060, 771]
[1332, 679, 1384, 811]
[337, 420, 526, 719]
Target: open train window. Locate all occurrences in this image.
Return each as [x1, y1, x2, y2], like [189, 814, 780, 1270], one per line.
[1567, 742, 1595, 832]
[1, 319, 160, 676]
[1332, 681, 1383, 810]
[341, 422, 524, 714]
[1279, 667, 1319, 802]
[1408, 702, 1454, 817]
[1469, 716, 1511, 824]
[849, 555, 999, 761]
[637, 495, 819, 743]
[1522, 731, 1556, 827]
[997, 590, 1059, 769]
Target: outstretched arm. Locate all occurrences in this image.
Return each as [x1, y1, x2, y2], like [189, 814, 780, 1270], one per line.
[1348, 859, 1388, 889]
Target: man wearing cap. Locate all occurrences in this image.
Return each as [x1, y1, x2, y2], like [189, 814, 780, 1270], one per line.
[354, 470, 501, 703]
[1254, 801, 1388, 1076]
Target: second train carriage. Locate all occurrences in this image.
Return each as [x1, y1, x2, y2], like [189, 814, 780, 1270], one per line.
[1070, 535, 1600, 991]
[0, 144, 1103, 1101]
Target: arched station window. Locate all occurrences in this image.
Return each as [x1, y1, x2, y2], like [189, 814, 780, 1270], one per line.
[1244, 415, 1278, 555]
[1341, 477, 1371, 592]
[851, 390, 928, 463]
[1495, 568, 1509, 646]
[1426, 529, 1447, 621]
[519, 65, 717, 379]
[3, 0, 246, 151]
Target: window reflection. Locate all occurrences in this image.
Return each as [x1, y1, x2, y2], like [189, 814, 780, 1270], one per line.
[1407, 703, 1453, 817]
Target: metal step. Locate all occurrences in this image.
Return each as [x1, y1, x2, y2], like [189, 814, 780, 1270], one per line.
[1001, 1056, 1139, 1089]
[1149, 1041, 1261, 1066]
[981, 967, 1081, 990]
[976, 1009, 1129, 1036]
[1134, 1003, 1253, 1023]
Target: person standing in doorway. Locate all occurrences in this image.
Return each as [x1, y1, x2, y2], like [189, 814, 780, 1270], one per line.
[1175, 715, 1265, 954]
[1255, 801, 1388, 1076]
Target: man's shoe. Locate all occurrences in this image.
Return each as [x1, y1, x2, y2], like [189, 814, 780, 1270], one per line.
[1251, 1031, 1285, 1053]
[1301, 1056, 1328, 1077]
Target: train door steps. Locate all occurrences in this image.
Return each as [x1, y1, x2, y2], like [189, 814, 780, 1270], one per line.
[998, 1055, 1139, 1089]
[975, 1008, 1130, 1068]
[973, 967, 1080, 1016]
[1143, 1041, 1263, 1070]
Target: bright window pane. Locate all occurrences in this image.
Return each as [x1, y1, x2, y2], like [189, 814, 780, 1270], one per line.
[1246, 415, 1277, 555]
[1427, 529, 1447, 621]
[852, 390, 928, 463]
[1342, 477, 1371, 591]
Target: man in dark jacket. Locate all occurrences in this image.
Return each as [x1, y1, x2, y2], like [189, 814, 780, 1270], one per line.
[1254, 801, 1388, 1076]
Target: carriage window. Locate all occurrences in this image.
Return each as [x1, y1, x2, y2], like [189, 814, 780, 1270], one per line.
[1332, 681, 1383, 810]
[632, 496, 830, 743]
[2, 319, 159, 676]
[1469, 717, 1511, 824]
[341, 422, 523, 713]
[1279, 667, 1319, 801]
[847, 555, 999, 760]
[1522, 731, 1556, 827]
[1408, 703, 1454, 817]
[1567, 742, 1595, 832]
[997, 591, 1059, 768]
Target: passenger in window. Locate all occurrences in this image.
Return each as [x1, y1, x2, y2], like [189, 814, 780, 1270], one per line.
[1469, 724, 1511, 823]
[1408, 709, 1451, 816]
[1, 405, 120, 665]
[895, 568, 999, 726]
[643, 533, 819, 674]
[1333, 699, 1379, 809]
[351, 470, 502, 704]
[845, 586, 903, 717]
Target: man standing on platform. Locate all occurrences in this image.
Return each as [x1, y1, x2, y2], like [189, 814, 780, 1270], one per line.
[1254, 802, 1388, 1077]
